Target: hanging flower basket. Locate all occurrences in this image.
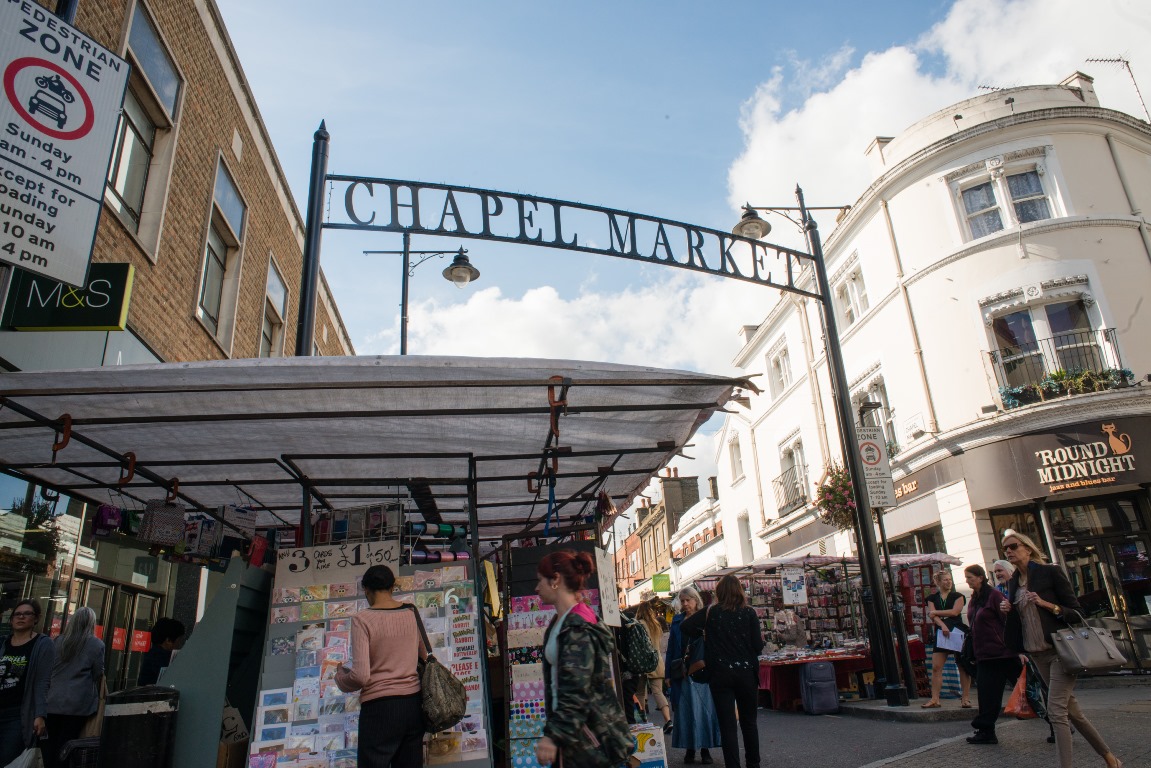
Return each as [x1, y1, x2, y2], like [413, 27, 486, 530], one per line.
[815, 463, 859, 532]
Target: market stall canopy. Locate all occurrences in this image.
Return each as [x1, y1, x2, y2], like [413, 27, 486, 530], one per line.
[0, 356, 746, 538]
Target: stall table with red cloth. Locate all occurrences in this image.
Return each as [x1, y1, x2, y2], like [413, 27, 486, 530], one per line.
[757, 638, 925, 711]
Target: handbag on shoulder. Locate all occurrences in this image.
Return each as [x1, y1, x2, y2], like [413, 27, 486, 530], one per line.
[407, 605, 467, 732]
[1049, 618, 1126, 674]
[684, 605, 712, 684]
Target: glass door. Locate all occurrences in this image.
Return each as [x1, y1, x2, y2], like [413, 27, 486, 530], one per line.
[1059, 541, 1117, 619]
[1104, 536, 1150, 665]
[122, 594, 160, 687]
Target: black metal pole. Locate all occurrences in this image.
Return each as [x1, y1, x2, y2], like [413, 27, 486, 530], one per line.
[875, 507, 918, 699]
[300, 485, 313, 547]
[467, 456, 495, 766]
[798, 185, 908, 706]
[400, 232, 411, 355]
[295, 121, 329, 357]
[54, 0, 78, 23]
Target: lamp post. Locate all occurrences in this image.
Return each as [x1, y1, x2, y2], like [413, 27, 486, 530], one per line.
[364, 232, 480, 355]
[733, 189, 909, 706]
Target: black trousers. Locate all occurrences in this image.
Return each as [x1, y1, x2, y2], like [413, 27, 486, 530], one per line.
[359, 693, 424, 768]
[971, 657, 1022, 734]
[44, 713, 89, 768]
[707, 666, 759, 768]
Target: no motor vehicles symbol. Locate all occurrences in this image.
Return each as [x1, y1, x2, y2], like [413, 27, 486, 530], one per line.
[859, 441, 882, 466]
[3, 57, 95, 141]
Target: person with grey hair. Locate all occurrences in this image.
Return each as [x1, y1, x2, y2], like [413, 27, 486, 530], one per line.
[666, 587, 720, 764]
[45, 607, 104, 768]
[991, 559, 1015, 597]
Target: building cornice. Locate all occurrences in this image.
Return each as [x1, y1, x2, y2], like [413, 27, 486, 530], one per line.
[825, 106, 1151, 260]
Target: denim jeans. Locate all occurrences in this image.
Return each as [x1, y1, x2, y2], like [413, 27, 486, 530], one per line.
[0, 706, 25, 767]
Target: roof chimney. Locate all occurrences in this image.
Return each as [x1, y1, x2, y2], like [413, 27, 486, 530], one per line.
[708, 476, 719, 500]
[1060, 71, 1099, 107]
[672, 467, 679, 478]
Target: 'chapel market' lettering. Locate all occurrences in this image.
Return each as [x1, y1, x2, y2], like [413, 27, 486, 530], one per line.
[325, 176, 820, 295]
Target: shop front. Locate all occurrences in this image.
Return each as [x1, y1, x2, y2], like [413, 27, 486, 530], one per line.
[890, 414, 1151, 669]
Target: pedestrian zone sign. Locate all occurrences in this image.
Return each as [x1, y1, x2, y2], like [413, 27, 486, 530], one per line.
[857, 426, 896, 508]
[0, 2, 129, 286]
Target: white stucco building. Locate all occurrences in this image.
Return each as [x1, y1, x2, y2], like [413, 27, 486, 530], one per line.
[715, 73, 1151, 665]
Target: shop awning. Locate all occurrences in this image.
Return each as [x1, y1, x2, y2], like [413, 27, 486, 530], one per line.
[0, 356, 745, 538]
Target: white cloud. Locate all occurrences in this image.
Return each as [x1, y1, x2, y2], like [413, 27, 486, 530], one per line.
[361, 273, 774, 375]
[729, 0, 1151, 217]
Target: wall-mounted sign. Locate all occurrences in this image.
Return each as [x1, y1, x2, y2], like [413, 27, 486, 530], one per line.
[0, 2, 130, 285]
[2, 262, 133, 329]
[651, 572, 670, 593]
[1032, 422, 1138, 494]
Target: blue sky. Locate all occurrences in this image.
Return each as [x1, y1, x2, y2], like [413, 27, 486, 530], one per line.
[215, 0, 1148, 496]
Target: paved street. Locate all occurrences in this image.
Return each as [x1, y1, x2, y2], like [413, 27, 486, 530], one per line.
[658, 682, 1150, 768]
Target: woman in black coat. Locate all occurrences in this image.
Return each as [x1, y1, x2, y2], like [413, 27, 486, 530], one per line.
[681, 575, 763, 768]
[998, 529, 1122, 768]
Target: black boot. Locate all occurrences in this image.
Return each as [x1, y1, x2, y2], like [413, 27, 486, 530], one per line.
[966, 731, 998, 745]
[700, 748, 713, 764]
[684, 750, 696, 764]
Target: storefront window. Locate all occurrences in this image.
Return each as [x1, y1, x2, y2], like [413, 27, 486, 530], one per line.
[988, 508, 1044, 555]
[1060, 541, 1115, 619]
[887, 524, 946, 555]
[1047, 498, 1140, 538]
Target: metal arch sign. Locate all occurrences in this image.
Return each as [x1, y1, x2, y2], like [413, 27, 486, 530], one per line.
[323, 175, 822, 298]
[0, 2, 129, 286]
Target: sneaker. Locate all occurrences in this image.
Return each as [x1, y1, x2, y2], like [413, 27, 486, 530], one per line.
[684, 750, 696, 764]
[966, 732, 998, 745]
[662, 720, 673, 734]
[700, 749, 713, 764]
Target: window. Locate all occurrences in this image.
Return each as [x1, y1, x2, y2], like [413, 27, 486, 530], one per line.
[990, 299, 1106, 387]
[260, 261, 288, 357]
[957, 162, 1053, 240]
[105, 3, 183, 245]
[728, 436, 744, 482]
[853, 378, 896, 454]
[196, 161, 246, 346]
[833, 267, 869, 326]
[772, 437, 807, 516]
[768, 345, 793, 397]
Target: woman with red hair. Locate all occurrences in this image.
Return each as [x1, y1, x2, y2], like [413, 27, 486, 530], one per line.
[534, 550, 633, 768]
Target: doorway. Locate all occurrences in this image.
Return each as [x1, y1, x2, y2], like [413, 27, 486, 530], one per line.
[75, 577, 163, 690]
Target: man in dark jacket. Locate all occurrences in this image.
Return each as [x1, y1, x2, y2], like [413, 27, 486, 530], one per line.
[137, 618, 185, 686]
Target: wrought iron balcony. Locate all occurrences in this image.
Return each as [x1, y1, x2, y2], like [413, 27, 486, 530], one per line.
[988, 328, 1132, 409]
[772, 464, 808, 516]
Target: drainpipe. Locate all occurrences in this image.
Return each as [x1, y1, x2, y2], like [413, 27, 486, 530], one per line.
[747, 425, 768, 530]
[796, 296, 832, 469]
[881, 200, 939, 434]
[1033, 497, 1060, 567]
[1104, 133, 1151, 267]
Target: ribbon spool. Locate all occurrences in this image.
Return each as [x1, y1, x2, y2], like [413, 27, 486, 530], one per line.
[408, 548, 471, 564]
[405, 522, 466, 538]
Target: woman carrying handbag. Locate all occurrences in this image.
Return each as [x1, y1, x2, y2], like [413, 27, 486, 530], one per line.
[44, 608, 104, 768]
[999, 529, 1123, 768]
[335, 565, 427, 768]
[0, 600, 54, 768]
[666, 588, 719, 765]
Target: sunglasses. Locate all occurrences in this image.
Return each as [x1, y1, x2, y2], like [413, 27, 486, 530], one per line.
[10, 612, 35, 618]
[1003, 542, 1022, 551]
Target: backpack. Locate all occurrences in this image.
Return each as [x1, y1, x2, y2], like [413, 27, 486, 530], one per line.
[619, 614, 659, 675]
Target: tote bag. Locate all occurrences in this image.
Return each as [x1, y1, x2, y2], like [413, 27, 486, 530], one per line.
[1050, 620, 1126, 674]
[407, 605, 467, 733]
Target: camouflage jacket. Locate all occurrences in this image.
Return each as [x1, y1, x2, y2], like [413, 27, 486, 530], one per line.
[542, 611, 634, 767]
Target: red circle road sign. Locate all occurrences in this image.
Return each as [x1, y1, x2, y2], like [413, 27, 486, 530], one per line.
[859, 441, 883, 466]
[3, 56, 96, 141]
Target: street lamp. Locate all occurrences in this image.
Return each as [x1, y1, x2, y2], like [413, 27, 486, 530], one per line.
[364, 231, 480, 355]
[733, 190, 909, 707]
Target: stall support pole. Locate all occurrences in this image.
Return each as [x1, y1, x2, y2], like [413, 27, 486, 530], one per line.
[875, 507, 917, 700]
[300, 486, 313, 547]
[467, 455, 495, 767]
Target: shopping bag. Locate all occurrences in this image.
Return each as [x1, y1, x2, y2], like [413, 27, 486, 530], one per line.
[1004, 669, 1037, 719]
[2, 747, 42, 768]
[1024, 656, 1049, 721]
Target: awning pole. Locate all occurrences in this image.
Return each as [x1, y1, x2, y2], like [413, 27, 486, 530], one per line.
[301, 485, 313, 546]
[467, 455, 494, 765]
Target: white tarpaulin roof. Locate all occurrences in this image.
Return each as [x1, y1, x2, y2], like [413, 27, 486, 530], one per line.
[0, 356, 744, 538]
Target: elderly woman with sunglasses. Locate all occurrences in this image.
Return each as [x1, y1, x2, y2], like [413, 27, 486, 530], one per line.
[0, 600, 56, 766]
[999, 530, 1122, 768]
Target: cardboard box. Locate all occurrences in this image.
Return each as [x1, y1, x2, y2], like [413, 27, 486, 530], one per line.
[216, 739, 247, 768]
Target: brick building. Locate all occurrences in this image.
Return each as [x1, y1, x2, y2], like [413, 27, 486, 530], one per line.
[0, 0, 353, 689]
[618, 469, 700, 606]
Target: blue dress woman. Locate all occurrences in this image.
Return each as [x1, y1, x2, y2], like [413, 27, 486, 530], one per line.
[666, 587, 721, 764]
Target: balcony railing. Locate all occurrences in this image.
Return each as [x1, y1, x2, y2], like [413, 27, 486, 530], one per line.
[988, 328, 1132, 409]
[772, 464, 808, 516]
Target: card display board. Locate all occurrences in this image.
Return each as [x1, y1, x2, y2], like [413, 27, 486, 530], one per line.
[252, 543, 489, 766]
